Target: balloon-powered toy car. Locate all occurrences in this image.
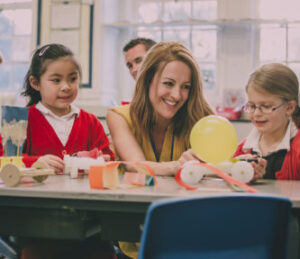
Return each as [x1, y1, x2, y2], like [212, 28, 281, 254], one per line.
[175, 115, 258, 193]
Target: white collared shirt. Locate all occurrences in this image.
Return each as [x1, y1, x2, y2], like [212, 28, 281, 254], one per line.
[36, 102, 80, 146]
[242, 119, 298, 156]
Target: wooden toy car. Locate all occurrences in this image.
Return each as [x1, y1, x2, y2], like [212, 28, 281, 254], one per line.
[0, 161, 54, 187]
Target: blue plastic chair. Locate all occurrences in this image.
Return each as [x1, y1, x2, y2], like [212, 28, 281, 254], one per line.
[138, 195, 292, 259]
[0, 237, 18, 259]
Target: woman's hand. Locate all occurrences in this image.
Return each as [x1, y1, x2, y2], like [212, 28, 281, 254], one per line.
[37, 155, 64, 174]
[177, 149, 202, 167]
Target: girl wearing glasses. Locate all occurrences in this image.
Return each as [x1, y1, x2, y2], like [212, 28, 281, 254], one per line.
[235, 63, 300, 180]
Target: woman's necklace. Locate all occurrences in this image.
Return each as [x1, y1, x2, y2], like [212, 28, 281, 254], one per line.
[149, 132, 174, 162]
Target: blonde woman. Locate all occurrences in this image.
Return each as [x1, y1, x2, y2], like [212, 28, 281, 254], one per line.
[107, 41, 214, 259]
[107, 41, 214, 177]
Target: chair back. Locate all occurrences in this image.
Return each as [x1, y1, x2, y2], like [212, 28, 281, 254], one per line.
[138, 195, 292, 259]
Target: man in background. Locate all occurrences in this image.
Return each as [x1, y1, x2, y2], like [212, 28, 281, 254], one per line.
[123, 37, 156, 80]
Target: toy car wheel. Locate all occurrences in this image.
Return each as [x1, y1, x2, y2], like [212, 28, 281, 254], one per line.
[33, 175, 48, 183]
[0, 164, 21, 187]
[31, 161, 48, 170]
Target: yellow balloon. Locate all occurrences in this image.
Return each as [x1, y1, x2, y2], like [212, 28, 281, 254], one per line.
[190, 115, 238, 164]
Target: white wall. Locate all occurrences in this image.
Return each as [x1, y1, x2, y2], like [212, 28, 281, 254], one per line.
[232, 121, 253, 142]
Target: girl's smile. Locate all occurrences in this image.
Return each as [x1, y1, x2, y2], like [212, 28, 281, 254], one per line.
[246, 86, 291, 139]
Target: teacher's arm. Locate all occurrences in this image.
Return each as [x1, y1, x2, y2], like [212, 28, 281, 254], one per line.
[106, 110, 180, 176]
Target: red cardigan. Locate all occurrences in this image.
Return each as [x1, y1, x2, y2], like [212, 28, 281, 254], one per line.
[234, 130, 300, 180]
[23, 105, 113, 166]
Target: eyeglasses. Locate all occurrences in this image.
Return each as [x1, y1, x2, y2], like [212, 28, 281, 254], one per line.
[243, 102, 286, 114]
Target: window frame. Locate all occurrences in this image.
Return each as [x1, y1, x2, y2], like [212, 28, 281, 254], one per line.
[0, 0, 34, 95]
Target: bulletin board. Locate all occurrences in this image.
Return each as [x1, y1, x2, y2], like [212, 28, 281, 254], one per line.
[38, 0, 93, 88]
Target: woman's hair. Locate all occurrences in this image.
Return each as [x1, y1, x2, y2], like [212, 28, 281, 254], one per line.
[22, 43, 81, 106]
[246, 63, 300, 128]
[130, 41, 214, 145]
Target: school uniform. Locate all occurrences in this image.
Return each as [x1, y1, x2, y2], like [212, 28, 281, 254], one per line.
[23, 103, 113, 166]
[234, 120, 300, 180]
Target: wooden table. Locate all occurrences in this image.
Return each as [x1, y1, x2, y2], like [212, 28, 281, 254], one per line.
[0, 175, 299, 242]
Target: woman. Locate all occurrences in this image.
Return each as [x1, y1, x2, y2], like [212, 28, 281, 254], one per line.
[107, 41, 214, 176]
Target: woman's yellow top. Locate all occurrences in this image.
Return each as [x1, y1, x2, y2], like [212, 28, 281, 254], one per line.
[110, 104, 187, 162]
[110, 104, 188, 259]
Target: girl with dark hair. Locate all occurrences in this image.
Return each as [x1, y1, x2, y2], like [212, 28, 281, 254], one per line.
[20, 43, 115, 259]
[22, 43, 113, 171]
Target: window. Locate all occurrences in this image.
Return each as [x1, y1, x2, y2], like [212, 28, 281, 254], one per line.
[137, 24, 217, 91]
[39, 0, 94, 88]
[258, 0, 300, 79]
[100, 0, 218, 106]
[0, 0, 32, 93]
[259, 23, 300, 79]
[97, 0, 300, 110]
[2, 0, 299, 111]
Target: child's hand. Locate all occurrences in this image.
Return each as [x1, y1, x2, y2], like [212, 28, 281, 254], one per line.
[251, 157, 267, 181]
[98, 150, 111, 162]
[177, 149, 202, 167]
[235, 154, 266, 181]
[37, 155, 64, 174]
